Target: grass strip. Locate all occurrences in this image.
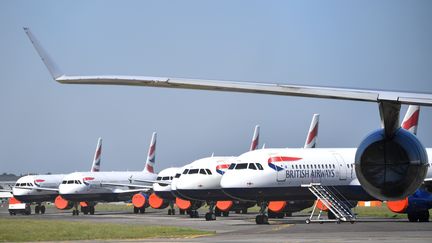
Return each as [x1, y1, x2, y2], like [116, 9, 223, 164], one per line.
[0, 218, 213, 242]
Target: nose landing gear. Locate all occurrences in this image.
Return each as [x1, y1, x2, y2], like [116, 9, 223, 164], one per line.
[255, 202, 269, 224]
[204, 201, 216, 221]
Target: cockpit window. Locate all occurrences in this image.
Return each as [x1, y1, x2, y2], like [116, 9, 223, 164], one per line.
[235, 163, 248, 170]
[67, 180, 74, 184]
[188, 169, 199, 174]
[228, 163, 236, 170]
[162, 176, 169, 180]
[182, 169, 189, 175]
[175, 173, 181, 178]
[205, 169, 212, 175]
[248, 163, 257, 170]
[256, 163, 264, 170]
[170, 176, 173, 180]
[199, 169, 206, 175]
[62, 181, 67, 184]
[15, 183, 19, 186]
[157, 176, 162, 181]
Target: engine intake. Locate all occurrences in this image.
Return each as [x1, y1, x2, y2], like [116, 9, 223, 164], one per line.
[355, 128, 428, 201]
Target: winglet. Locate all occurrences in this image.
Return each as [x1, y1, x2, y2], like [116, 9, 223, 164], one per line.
[304, 114, 319, 148]
[90, 138, 102, 172]
[401, 105, 420, 135]
[23, 27, 63, 79]
[144, 132, 156, 173]
[249, 125, 260, 151]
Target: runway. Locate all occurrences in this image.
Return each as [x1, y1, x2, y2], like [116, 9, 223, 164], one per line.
[1, 205, 431, 242]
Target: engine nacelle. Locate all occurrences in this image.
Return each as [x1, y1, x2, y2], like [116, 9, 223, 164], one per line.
[355, 128, 428, 201]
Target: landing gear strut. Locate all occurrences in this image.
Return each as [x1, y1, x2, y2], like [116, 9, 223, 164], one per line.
[72, 203, 79, 216]
[205, 201, 216, 221]
[168, 201, 176, 215]
[255, 201, 269, 224]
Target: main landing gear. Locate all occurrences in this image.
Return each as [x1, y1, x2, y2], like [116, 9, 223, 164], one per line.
[81, 205, 95, 215]
[255, 202, 269, 224]
[205, 201, 216, 221]
[408, 210, 430, 222]
[168, 201, 176, 215]
[34, 204, 46, 214]
[133, 206, 146, 214]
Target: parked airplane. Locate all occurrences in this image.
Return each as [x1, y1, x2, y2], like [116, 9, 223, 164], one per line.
[58, 133, 157, 215]
[24, 27, 432, 213]
[11, 138, 103, 214]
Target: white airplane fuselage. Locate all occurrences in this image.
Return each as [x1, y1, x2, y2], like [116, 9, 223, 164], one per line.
[220, 148, 432, 202]
[153, 167, 178, 201]
[175, 156, 237, 201]
[59, 171, 156, 202]
[12, 174, 64, 203]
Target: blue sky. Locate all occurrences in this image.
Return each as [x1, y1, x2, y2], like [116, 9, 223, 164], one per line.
[1, 0, 431, 174]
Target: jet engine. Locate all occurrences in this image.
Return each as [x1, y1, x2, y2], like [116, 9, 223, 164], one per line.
[355, 128, 428, 201]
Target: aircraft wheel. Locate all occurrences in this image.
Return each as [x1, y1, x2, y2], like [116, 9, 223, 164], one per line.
[35, 206, 40, 214]
[408, 212, 418, 222]
[215, 209, 221, 217]
[89, 206, 95, 215]
[172, 209, 175, 215]
[190, 210, 199, 218]
[205, 212, 211, 221]
[305, 218, 311, 224]
[241, 208, 248, 214]
[179, 209, 185, 215]
[419, 211, 429, 222]
[328, 211, 336, 220]
[168, 209, 172, 215]
[40, 206, 46, 214]
[139, 207, 145, 214]
[277, 213, 284, 219]
[222, 211, 229, 217]
[72, 210, 76, 216]
[285, 212, 292, 217]
[256, 215, 268, 224]
[235, 209, 241, 214]
[133, 207, 139, 214]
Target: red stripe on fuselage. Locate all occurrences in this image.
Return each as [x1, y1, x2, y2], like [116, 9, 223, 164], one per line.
[268, 156, 302, 163]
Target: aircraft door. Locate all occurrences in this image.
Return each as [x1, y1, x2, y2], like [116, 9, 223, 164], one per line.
[334, 153, 347, 180]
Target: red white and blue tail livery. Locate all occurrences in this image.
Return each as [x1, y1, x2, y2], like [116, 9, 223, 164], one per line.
[249, 125, 260, 151]
[91, 138, 102, 172]
[401, 105, 420, 135]
[144, 132, 156, 173]
[304, 114, 319, 148]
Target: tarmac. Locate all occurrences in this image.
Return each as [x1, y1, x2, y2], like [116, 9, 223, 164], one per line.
[1, 205, 431, 242]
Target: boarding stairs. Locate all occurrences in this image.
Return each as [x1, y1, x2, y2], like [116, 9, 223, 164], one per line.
[301, 183, 356, 224]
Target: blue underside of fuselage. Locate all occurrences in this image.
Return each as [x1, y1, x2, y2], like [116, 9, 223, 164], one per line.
[222, 185, 376, 202]
[154, 191, 176, 201]
[60, 193, 134, 202]
[176, 189, 233, 201]
[14, 194, 58, 203]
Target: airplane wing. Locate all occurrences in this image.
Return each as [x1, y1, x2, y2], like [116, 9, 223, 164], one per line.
[111, 188, 150, 194]
[100, 182, 153, 189]
[24, 27, 432, 107]
[14, 186, 59, 192]
[0, 189, 12, 193]
[131, 179, 171, 185]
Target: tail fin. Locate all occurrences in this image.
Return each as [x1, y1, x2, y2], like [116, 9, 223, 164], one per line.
[23, 27, 63, 79]
[144, 132, 156, 173]
[90, 138, 102, 172]
[401, 105, 420, 135]
[249, 125, 260, 151]
[304, 114, 319, 148]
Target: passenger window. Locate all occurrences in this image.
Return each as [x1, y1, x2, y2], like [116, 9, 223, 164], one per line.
[333, 164, 336, 169]
[248, 163, 257, 170]
[235, 163, 248, 169]
[228, 163, 236, 170]
[205, 169, 212, 175]
[182, 169, 189, 175]
[256, 163, 264, 170]
[199, 169, 206, 175]
[307, 165, 309, 169]
[189, 169, 199, 174]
